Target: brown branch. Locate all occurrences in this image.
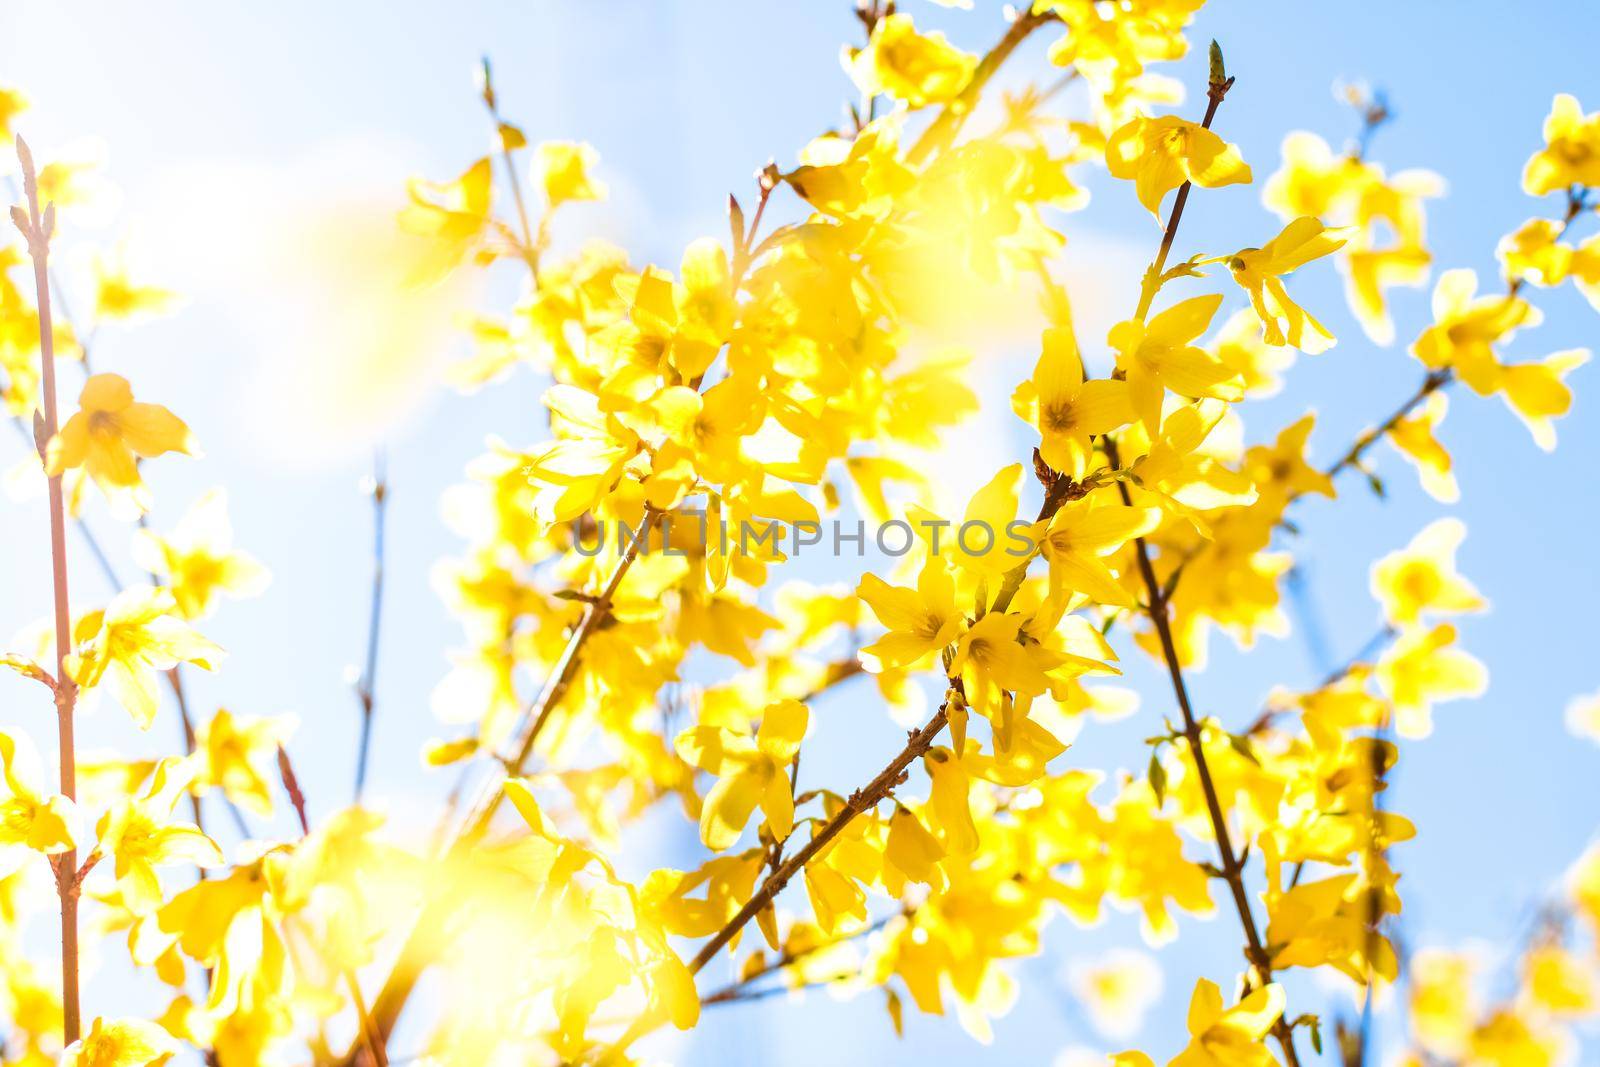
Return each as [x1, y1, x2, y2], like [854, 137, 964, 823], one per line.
[277, 744, 311, 837]
[1096, 60, 1302, 1066]
[13, 133, 82, 1045]
[1109, 439, 1301, 1067]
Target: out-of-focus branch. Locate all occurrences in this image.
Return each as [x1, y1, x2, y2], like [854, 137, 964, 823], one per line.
[353, 450, 388, 802]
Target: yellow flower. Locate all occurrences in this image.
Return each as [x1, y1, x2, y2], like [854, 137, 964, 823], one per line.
[1409, 948, 1478, 1058]
[1211, 309, 1293, 398]
[1497, 217, 1575, 287]
[1498, 348, 1588, 451]
[1344, 243, 1432, 347]
[1066, 948, 1163, 1039]
[1370, 518, 1486, 628]
[1522, 93, 1600, 196]
[1376, 623, 1487, 739]
[884, 804, 947, 892]
[1110, 293, 1240, 435]
[157, 854, 289, 1011]
[1222, 216, 1348, 352]
[194, 709, 295, 818]
[68, 586, 225, 730]
[46, 373, 196, 515]
[536, 140, 607, 208]
[856, 561, 963, 672]
[1522, 943, 1597, 1015]
[1263, 131, 1441, 345]
[675, 699, 808, 850]
[131, 489, 270, 620]
[1037, 496, 1160, 610]
[0, 730, 79, 857]
[1387, 392, 1458, 503]
[522, 385, 639, 525]
[1245, 412, 1335, 507]
[921, 745, 979, 856]
[0, 85, 27, 143]
[61, 1016, 178, 1067]
[1264, 871, 1396, 984]
[1468, 1008, 1565, 1067]
[848, 13, 976, 108]
[1012, 326, 1135, 477]
[399, 155, 495, 278]
[1412, 269, 1540, 396]
[1106, 114, 1252, 220]
[1169, 979, 1285, 1067]
[92, 252, 179, 323]
[96, 757, 223, 914]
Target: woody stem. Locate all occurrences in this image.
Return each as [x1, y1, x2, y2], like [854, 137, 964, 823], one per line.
[1102, 66, 1299, 1066]
[17, 143, 82, 1045]
[1105, 441, 1300, 1067]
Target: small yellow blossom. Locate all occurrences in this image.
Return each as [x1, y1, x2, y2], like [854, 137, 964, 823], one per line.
[857, 562, 962, 672]
[1498, 348, 1588, 451]
[97, 757, 223, 913]
[537, 140, 607, 207]
[848, 13, 976, 108]
[1168, 978, 1285, 1067]
[194, 709, 294, 818]
[1111, 293, 1240, 435]
[1564, 688, 1600, 745]
[0, 730, 79, 857]
[1376, 623, 1488, 739]
[1222, 216, 1348, 352]
[68, 586, 224, 730]
[1522, 93, 1600, 196]
[61, 1016, 178, 1067]
[1412, 269, 1540, 396]
[676, 699, 808, 850]
[1037, 496, 1160, 610]
[1065, 948, 1162, 1039]
[46, 373, 196, 515]
[131, 489, 270, 619]
[92, 252, 179, 323]
[1370, 518, 1486, 627]
[1012, 326, 1135, 477]
[1387, 392, 1458, 502]
[1107, 114, 1252, 220]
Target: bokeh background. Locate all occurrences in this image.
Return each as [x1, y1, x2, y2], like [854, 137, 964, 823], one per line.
[1, 1, 1596, 1063]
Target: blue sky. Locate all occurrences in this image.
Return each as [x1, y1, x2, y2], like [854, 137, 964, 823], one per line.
[1, 2, 1597, 1063]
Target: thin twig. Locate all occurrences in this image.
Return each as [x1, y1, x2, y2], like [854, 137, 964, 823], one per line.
[353, 450, 388, 802]
[699, 909, 901, 1007]
[478, 57, 543, 279]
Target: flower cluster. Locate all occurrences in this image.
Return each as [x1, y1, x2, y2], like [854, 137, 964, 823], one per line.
[0, 6, 1596, 1067]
